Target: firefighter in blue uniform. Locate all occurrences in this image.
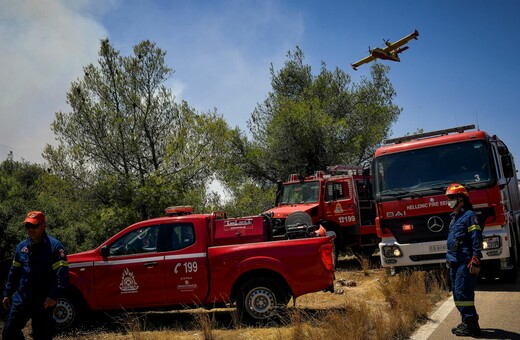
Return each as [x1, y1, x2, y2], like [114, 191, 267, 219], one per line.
[2, 211, 69, 340]
[445, 183, 482, 337]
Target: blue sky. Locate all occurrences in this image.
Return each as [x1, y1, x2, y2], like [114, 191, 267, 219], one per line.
[1, 0, 519, 167]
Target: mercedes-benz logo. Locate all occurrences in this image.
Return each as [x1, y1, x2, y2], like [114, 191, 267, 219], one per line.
[427, 216, 444, 233]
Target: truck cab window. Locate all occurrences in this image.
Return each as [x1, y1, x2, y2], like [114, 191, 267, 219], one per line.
[168, 224, 196, 251]
[375, 140, 493, 196]
[281, 181, 320, 204]
[109, 226, 160, 256]
[325, 182, 346, 201]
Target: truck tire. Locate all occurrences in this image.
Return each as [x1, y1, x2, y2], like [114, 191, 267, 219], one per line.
[285, 211, 312, 227]
[236, 277, 290, 325]
[54, 291, 84, 330]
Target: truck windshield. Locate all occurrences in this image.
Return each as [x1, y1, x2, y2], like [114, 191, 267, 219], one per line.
[374, 140, 494, 198]
[281, 181, 320, 204]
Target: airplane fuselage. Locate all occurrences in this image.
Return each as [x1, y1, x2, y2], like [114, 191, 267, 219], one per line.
[370, 48, 400, 62]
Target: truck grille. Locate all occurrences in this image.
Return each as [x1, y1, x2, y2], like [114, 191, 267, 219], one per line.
[382, 213, 452, 244]
[382, 207, 495, 244]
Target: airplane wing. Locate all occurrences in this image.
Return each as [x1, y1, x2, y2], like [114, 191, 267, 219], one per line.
[351, 54, 376, 70]
[383, 30, 419, 52]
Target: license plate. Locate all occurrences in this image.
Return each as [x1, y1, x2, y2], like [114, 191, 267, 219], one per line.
[429, 245, 447, 252]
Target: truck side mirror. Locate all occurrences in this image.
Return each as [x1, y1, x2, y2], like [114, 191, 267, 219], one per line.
[275, 180, 283, 206]
[502, 155, 514, 179]
[101, 245, 110, 258]
[498, 145, 509, 156]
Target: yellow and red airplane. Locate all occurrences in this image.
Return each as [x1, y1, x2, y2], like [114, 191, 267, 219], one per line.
[351, 30, 419, 70]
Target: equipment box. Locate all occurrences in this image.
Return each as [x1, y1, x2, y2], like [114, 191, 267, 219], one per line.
[213, 216, 268, 246]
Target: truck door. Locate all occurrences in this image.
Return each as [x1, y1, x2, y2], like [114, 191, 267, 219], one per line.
[93, 225, 166, 309]
[324, 178, 357, 226]
[163, 221, 209, 304]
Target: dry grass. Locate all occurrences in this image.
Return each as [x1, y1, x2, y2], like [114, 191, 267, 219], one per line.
[288, 260, 449, 340]
[5, 257, 450, 340]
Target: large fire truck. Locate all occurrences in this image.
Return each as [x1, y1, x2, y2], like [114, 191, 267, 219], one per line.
[372, 125, 520, 281]
[264, 165, 379, 256]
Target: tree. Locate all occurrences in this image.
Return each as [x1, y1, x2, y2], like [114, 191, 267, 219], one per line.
[233, 47, 401, 182]
[44, 39, 229, 222]
[0, 154, 44, 259]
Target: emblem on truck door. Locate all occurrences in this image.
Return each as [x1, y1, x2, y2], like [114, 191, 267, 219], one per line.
[427, 216, 444, 233]
[119, 268, 139, 293]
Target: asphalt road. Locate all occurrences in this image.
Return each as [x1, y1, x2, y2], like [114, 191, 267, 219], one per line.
[411, 271, 520, 339]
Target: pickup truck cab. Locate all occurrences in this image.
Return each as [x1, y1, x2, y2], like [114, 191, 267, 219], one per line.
[55, 207, 336, 328]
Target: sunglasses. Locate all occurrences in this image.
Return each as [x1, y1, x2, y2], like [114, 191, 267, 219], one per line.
[25, 223, 42, 230]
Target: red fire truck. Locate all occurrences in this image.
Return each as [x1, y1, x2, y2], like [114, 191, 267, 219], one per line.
[56, 207, 335, 329]
[264, 165, 379, 256]
[372, 125, 520, 281]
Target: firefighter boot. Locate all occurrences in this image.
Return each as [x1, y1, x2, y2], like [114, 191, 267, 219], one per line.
[451, 321, 465, 334]
[454, 315, 481, 337]
[451, 315, 465, 334]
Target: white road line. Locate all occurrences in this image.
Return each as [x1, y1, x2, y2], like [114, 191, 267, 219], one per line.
[410, 295, 454, 340]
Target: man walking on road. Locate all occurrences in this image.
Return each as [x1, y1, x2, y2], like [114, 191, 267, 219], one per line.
[445, 183, 483, 337]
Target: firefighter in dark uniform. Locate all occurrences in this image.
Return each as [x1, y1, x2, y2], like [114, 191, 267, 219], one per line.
[2, 211, 69, 340]
[445, 183, 482, 337]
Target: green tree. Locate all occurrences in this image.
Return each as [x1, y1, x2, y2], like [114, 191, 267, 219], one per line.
[44, 39, 229, 222]
[233, 47, 401, 182]
[0, 154, 44, 259]
[0, 153, 106, 257]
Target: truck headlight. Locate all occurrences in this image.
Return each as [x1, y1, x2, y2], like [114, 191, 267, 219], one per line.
[482, 236, 501, 250]
[382, 245, 402, 258]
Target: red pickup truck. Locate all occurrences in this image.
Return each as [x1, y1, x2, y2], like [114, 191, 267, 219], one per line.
[55, 207, 336, 329]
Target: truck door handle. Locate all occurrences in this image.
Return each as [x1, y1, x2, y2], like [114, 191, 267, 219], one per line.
[143, 261, 158, 268]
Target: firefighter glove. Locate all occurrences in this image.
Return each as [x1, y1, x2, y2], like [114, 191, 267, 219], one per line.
[467, 256, 481, 276]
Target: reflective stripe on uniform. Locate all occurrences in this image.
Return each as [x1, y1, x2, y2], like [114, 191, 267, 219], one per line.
[52, 260, 69, 270]
[455, 300, 475, 307]
[12, 260, 21, 268]
[468, 224, 481, 232]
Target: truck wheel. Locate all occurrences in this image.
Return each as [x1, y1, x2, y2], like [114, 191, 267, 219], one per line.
[54, 292, 84, 330]
[236, 278, 290, 325]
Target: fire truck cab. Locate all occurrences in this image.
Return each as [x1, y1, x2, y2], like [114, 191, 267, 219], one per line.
[372, 125, 520, 281]
[265, 165, 378, 256]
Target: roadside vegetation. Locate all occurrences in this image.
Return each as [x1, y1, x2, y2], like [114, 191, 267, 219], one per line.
[44, 256, 449, 340]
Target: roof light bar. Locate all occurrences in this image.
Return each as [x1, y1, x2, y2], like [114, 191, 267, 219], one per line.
[384, 124, 476, 145]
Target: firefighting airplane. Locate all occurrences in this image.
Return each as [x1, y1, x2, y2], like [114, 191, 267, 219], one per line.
[351, 30, 419, 70]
